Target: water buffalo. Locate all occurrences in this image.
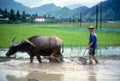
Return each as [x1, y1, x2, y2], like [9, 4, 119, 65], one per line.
[6, 36, 64, 63]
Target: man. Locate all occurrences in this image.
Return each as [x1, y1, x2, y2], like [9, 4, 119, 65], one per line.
[86, 25, 98, 64]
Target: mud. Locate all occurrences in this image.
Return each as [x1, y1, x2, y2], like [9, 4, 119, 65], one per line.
[0, 57, 120, 81]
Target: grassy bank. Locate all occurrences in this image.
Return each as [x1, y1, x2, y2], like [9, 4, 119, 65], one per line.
[0, 23, 120, 47]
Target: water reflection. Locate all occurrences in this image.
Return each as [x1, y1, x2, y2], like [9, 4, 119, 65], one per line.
[6, 72, 63, 81]
[0, 68, 29, 81]
[87, 65, 97, 81]
[0, 68, 63, 81]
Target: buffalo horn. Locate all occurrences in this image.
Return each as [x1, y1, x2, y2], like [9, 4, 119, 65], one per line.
[11, 36, 16, 45]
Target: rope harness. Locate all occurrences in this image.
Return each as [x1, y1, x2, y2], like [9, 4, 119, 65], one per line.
[26, 40, 36, 47]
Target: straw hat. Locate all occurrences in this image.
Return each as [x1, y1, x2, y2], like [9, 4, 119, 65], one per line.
[88, 25, 95, 29]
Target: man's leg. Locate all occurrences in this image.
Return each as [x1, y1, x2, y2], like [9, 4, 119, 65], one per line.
[89, 48, 94, 64]
[92, 55, 98, 64]
[89, 54, 93, 64]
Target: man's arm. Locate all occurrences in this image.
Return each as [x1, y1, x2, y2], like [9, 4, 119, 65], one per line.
[86, 42, 93, 49]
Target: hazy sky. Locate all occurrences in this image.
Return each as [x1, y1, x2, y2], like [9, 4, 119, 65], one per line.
[14, 0, 105, 8]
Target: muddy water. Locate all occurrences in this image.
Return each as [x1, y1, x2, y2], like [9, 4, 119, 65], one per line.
[0, 46, 120, 81]
[0, 57, 120, 81]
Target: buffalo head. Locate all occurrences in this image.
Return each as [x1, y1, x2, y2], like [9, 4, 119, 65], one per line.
[6, 37, 19, 57]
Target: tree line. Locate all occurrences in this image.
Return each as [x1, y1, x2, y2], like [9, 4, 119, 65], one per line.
[0, 8, 38, 23]
[0, 8, 83, 24]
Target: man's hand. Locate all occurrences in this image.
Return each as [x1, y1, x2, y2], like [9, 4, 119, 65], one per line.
[86, 45, 90, 49]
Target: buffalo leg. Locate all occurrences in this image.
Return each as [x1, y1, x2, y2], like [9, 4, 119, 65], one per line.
[36, 56, 42, 63]
[53, 48, 64, 62]
[30, 55, 34, 63]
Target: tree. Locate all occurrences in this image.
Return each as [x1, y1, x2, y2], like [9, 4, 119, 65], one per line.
[22, 11, 26, 22]
[9, 9, 16, 21]
[16, 10, 20, 20]
[96, 5, 98, 29]
[100, 2, 102, 30]
[0, 8, 2, 14]
[3, 8, 9, 18]
[79, 12, 82, 27]
[35, 13, 38, 17]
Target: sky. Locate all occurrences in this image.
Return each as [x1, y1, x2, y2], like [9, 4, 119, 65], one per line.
[14, 0, 105, 8]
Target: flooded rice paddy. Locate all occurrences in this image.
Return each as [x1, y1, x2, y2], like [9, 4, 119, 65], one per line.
[0, 57, 120, 81]
[0, 46, 120, 81]
[0, 46, 120, 58]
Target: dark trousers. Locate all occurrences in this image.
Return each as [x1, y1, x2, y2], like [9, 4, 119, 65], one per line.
[89, 48, 98, 64]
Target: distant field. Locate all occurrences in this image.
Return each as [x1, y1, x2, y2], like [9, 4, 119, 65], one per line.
[0, 23, 120, 48]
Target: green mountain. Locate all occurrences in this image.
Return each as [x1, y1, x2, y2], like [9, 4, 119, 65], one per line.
[46, 7, 71, 18]
[0, 0, 30, 13]
[72, 6, 88, 17]
[0, 0, 120, 20]
[102, 0, 120, 20]
[31, 3, 61, 15]
[46, 6, 88, 18]
[84, 0, 120, 21]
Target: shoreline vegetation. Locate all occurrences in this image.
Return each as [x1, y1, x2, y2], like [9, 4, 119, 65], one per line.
[0, 23, 120, 48]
